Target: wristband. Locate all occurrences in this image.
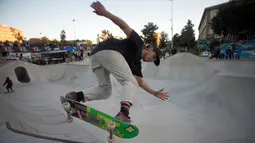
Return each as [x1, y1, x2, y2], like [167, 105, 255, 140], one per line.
[153, 91, 157, 96]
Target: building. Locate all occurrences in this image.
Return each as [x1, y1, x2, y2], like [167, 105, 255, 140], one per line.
[0, 25, 24, 43]
[198, 0, 250, 41]
[198, 3, 227, 41]
[154, 32, 161, 46]
[28, 38, 41, 45]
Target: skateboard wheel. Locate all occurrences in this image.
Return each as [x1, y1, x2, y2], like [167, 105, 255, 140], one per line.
[108, 122, 116, 130]
[62, 102, 71, 111]
[108, 137, 113, 143]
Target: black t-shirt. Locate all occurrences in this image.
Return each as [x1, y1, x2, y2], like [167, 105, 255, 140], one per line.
[91, 30, 144, 77]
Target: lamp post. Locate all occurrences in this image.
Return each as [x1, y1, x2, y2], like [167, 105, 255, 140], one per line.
[170, 0, 173, 50]
[73, 19, 76, 41]
[40, 33, 42, 48]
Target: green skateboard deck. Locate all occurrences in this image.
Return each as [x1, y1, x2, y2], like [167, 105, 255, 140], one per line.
[60, 96, 139, 139]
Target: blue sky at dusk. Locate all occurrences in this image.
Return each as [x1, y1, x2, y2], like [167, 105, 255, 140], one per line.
[0, 0, 227, 43]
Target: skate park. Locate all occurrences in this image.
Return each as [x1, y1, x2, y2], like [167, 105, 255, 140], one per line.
[0, 53, 255, 143]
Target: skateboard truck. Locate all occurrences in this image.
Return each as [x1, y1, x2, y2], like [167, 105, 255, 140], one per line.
[62, 102, 73, 122]
[108, 122, 116, 143]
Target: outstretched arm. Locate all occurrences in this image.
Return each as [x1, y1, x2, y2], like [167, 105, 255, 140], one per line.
[104, 12, 132, 38]
[91, 1, 132, 38]
[3, 80, 7, 86]
[135, 76, 169, 101]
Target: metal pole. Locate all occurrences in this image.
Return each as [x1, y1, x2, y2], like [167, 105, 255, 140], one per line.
[40, 33, 42, 48]
[171, 0, 174, 50]
[73, 19, 76, 41]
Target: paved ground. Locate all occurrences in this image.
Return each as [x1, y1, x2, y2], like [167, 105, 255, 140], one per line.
[0, 53, 255, 143]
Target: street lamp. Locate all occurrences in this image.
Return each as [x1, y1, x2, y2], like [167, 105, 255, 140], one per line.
[170, 0, 173, 50]
[40, 33, 43, 47]
[73, 19, 76, 41]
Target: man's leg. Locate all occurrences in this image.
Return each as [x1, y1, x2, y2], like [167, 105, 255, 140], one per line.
[80, 67, 112, 101]
[95, 50, 138, 123]
[64, 54, 112, 102]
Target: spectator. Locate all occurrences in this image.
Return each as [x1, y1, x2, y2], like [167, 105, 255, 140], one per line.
[3, 77, 13, 92]
[215, 47, 220, 59]
[237, 46, 242, 60]
[19, 53, 23, 60]
[220, 49, 225, 59]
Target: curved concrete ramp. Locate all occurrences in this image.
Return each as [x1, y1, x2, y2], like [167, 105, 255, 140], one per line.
[0, 53, 255, 143]
[143, 53, 216, 82]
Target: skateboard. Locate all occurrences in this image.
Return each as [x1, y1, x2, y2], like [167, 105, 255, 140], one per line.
[60, 96, 139, 141]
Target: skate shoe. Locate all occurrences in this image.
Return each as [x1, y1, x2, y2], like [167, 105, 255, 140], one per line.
[65, 91, 87, 102]
[115, 111, 131, 123]
[65, 91, 78, 101]
[65, 91, 88, 102]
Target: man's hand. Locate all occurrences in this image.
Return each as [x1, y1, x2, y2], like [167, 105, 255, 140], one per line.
[136, 76, 169, 101]
[90, 1, 108, 17]
[155, 88, 169, 101]
[90, 1, 132, 37]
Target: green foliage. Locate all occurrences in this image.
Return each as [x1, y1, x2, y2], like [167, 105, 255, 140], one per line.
[210, 39, 220, 47]
[60, 30, 66, 41]
[9, 27, 23, 42]
[189, 47, 200, 55]
[16, 32, 23, 42]
[85, 40, 93, 46]
[158, 31, 169, 49]
[99, 30, 113, 42]
[180, 20, 196, 49]
[211, 1, 255, 36]
[51, 39, 59, 46]
[172, 33, 181, 48]
[141, 22, 159, 46]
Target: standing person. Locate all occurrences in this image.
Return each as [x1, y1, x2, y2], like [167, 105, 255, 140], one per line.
[237, 46, 242, 60]
[216, 47, 220, 59]
[80, 48, 84, 60]
[3, 77, 13, 92]
[62, 1, 169, 123]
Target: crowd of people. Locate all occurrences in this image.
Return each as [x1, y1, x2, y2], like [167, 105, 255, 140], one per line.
[209, 44, 243, 60]
[0, 42, 91, 65]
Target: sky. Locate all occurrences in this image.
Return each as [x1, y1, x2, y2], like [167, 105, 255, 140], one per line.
[0, 0, 228, 44]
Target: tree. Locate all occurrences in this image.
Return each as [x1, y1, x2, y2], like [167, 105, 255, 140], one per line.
[172, 33, 181, 48]
[10, 27, 23, 43]
[15, 32, 23, 43]
[180, 20, 196, 49]
[40, 36, 49, 46]
[60, 30, 66, 41]
[85, 40, 93, 46]
[141, 22, 159, 46]
[99, 30, 113, 42]
[51, 39, 59, 46]
[211, 1, 255, 38]
[158, 31, 169, 49]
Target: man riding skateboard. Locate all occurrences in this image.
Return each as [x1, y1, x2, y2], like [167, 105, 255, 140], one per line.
[64, 1, 169, 123]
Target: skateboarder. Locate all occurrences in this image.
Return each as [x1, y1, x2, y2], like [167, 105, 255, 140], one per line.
[3, 77, 13, 92]
[64, 1, 169, 123]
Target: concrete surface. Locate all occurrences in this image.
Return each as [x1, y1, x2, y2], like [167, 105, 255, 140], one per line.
[0, 53, 254, 143]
